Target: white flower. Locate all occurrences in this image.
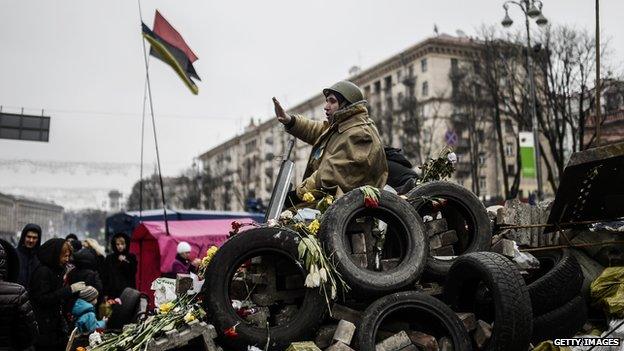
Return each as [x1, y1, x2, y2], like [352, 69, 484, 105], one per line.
[331, 285, 337, 299]
[248, 347, 263, 351]
[267, 219, 279, 227]
[304, 273, 315, 288]
[447, 152, 457, 164]
[89, 331, 103, 347]
[312, 271, 321, 287]
[279, 210, 294, 220]
[231, 300, 242, 309]
[319, 267, 328, 283]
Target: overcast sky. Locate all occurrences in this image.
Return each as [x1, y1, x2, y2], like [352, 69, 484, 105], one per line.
[1, 0, 623, 182]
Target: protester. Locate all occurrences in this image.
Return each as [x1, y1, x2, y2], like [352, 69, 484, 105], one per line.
[29, 238, 86, 351]
[170, 241, 200, 276]
[16, 223, 41, 288]
[71, 286, 106, 334]
[67, 248, 103, 300]
[273, 80, 387, 205]
[65, 233, 82, 252]
[82, 238, 106, 277]
[0, 239, 39, 350]
[102, 233, 137, 299]
[384, 146, 420, 194]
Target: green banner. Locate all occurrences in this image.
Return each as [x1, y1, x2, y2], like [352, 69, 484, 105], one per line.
[519, 132, 536, 178]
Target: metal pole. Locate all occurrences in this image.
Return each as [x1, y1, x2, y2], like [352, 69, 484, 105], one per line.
[595, 0, 601, 146]
[524, 0, 544, 200]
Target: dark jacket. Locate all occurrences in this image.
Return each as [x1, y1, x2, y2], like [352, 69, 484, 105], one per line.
[102, 233, 137, 299]
[385, 147, 419, 194]
[16, 223, 41, 288]
[29, 238, 73, 350]
[0, 240, 38, 351]
[67, 249, 103, 306]
[170, 254, 194, 276]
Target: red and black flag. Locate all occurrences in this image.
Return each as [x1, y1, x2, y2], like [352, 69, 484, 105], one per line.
[142, 10, 200, 94]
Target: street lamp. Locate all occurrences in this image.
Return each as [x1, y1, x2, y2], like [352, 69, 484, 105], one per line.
[501, 0, 547, 201]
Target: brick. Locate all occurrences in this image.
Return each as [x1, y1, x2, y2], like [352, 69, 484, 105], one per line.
[332, 320, 356, 345]
[438, 230, 459, 246]
[456, 312, 476, 332]
[350, 233, 367, 254]
[397, 345, 418, 351]
[473, 320, 492, 349]
[381, 258, 400, 270]
[406, 330, 438, 351]
[326, 341, 355, 351]
[429, 235, 442, 250]
[331, 304, 363, 324]
[424, 218, 448, 236]
[490, 238, 516, 258]
[314, 324, 338, 349]
[432, 245, 455, 256]
[375, 331, 412, 351]
[286, 341, 322, 351]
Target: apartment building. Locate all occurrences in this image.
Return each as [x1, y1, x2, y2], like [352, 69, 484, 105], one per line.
[199, 34, 534, 211]
[0, 191, 64, 243]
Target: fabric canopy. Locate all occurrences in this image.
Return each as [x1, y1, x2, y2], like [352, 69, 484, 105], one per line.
[130, 218, 254, 300]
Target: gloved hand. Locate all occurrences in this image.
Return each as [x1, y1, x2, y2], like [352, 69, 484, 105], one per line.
[70, 281, 86, 293]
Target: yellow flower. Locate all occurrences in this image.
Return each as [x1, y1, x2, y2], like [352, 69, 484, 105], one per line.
[307, 219, 320, 235]
[325, 195, 334, 205]
[159, 302, 174, 314]
[184, 312, 196, 323]
[201, 246, 219, 267]
[302, 192, 315, 203]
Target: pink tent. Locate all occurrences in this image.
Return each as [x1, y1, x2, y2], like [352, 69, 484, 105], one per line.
[129, 219, 255, 301]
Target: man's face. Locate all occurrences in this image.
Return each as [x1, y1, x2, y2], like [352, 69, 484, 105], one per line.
[324, 93, 341, 120]
[24, 231, 39, 249]
[180, 251, 191, 260]
[115, 237, 126, 252]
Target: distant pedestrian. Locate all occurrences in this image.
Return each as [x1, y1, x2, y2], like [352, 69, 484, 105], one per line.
[82, 238, 106, 277]
[169, 241, 200, 276]
[0, 239, 39, 350]
[16, 223, 42, 288]
[102, 233, 137, 299]
[65, 233, 82, 252]
[29, 238, 86, 351]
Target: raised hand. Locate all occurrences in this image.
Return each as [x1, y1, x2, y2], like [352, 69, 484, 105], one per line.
[273, 97, 292, 125]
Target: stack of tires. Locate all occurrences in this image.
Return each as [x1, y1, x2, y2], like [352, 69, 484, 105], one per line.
[524, 249, 586, 344]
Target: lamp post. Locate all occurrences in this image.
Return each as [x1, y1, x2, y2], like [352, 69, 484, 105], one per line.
[502, 0, 547, 201]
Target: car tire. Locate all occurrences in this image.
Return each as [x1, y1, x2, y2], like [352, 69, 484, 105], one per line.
[357, 291, 472, 351]
[319, 189, 429, 296]
[445, 252, 532, 351]
[532, 295, 587, 344]
[107, 288, 141, 330]
[202, 227, 326, 351]
[406, 181, 492, 278]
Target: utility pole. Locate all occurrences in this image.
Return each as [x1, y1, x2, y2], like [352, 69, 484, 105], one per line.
[595, 0, 601, 146]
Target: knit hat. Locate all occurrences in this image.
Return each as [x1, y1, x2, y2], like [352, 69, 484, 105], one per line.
[79, 286, 98, 302]
[177, 241, 191, 254]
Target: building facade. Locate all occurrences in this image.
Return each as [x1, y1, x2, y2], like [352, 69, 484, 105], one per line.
[0, 191, 64, 243]
[199, 34, 540, 211]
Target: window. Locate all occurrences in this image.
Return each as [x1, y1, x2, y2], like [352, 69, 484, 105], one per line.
[505, 142, 513, 156]
[452, 80, 459, 98]
[477, 130, 485, 143]
[408, 64, 414, 77]
[474, 84, 482, 98]
[478, 152, 486, 165]
[384, 75, 392, 92]
[396, 69, 402, 81]
[374, 81, 381, 94]
[507, 164, 515, 174]
[421, 58, 428, 72]
[422, 81, 429, 97]
[473, 61, 481, 74]
[479, 176, 487, 190]
[451, 58, 459, 72]
[364, 85, 371, 98]
[504, 119, 513, 133]
[245, 139, 257, 153]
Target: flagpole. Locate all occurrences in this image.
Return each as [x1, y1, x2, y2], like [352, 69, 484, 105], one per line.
[137, 0, 170, 235]
[138, 61, 149, 221]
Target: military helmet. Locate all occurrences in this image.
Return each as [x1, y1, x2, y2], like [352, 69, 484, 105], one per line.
[323, 80, 364, 104]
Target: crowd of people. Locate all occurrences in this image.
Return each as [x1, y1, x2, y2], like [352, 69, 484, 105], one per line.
[0, 224, 138, 351]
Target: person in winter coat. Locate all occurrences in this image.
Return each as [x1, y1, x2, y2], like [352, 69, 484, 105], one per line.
[0, 239, 39, 351]
[169, 242, 200, 276]
[71, 286, 106, 334]
[102, 233, 137, 299]
[16, 223, 41, 288]
[273, 80, 388, 203]
[65, 233, 82, 252]
[384, 147, 420, 194]
[82, 238, 106, 277]
[29, 238, 86, 351]
[67, 248, 103, 301]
